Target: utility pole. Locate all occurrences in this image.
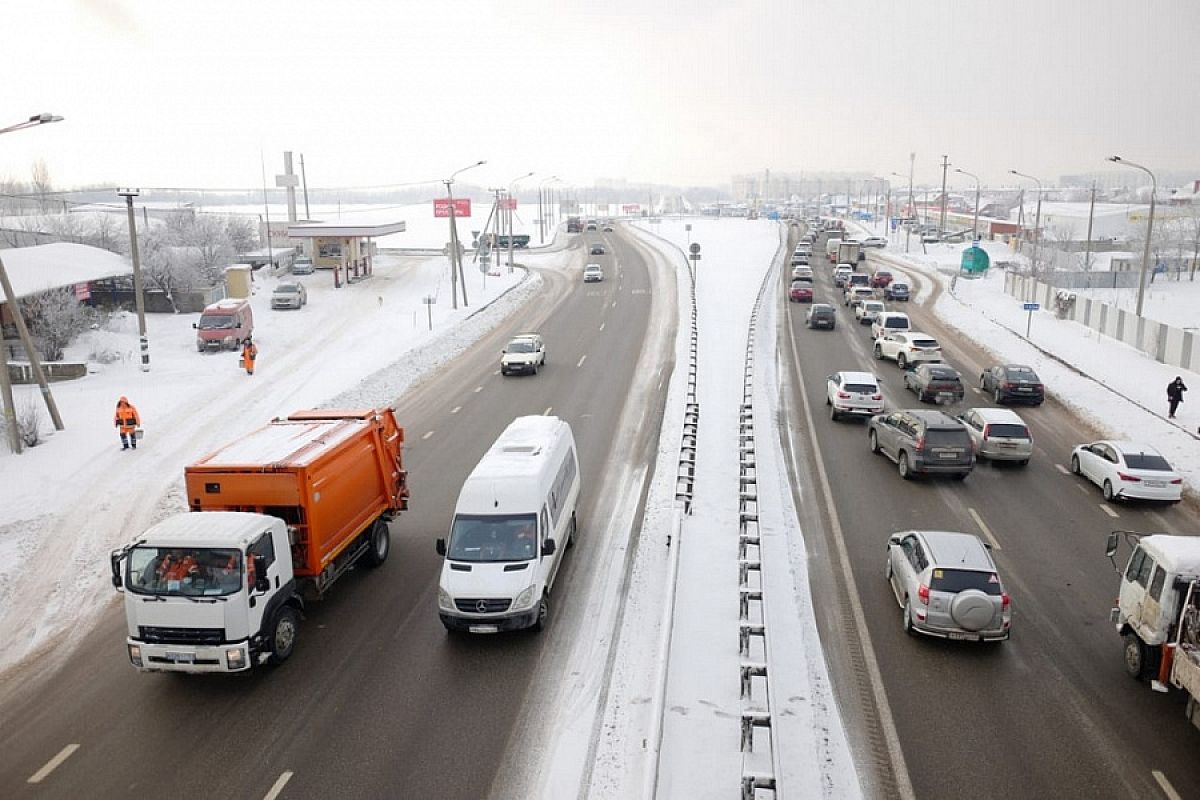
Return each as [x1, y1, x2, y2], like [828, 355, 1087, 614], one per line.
[118, 189, 150, 372]
[0, 253, 64, 434]
[299, 154, 311, 220]
[907, 153, 916, 253]
[1083, 182, 1096, 271]
[939, 155, 949, 234]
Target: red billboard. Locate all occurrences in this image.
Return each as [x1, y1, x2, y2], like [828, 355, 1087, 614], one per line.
[434, 198, 471, 217]
[622, 204, 641, 214]
[501, 198, 518, 210]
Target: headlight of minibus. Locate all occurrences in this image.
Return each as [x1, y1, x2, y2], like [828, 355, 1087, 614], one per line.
[512, 586, 535, 611]
[438, 587, 454, 611]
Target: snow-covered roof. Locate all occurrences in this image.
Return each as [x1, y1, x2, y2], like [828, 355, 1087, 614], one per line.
[1142, 535, 1200, 575]
[0, 242, 131, 302]
[190, 416, 367, 467]
[139, 511, 279, 549]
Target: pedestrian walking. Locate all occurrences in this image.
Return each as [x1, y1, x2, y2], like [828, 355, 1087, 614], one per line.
[114, 396, 141, 450]
[1167, 376, 1188, 419]
[241, 337, 258, 376]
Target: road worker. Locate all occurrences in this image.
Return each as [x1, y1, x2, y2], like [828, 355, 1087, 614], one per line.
[242, 337, 258, 375]
[113, 396, 141, 450]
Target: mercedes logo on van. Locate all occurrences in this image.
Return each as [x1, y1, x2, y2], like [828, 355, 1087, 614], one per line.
[476, 600, 488, 613]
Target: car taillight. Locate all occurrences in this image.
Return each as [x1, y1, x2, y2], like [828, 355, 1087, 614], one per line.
[871, 394, 882, 400]
[837, 391, 850, 399]
[1001, 592, 1011, 610]
[982, 424, 991, 438]
[1117, 472, 1141, 482]
[913, 437, 925, 452]
[1001, 381, 1012, 390]
[1170, 478, 1183, 485]
[917, 584, 930, 605]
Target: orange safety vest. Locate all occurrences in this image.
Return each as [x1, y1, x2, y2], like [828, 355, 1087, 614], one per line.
[114, 398, 140, 433]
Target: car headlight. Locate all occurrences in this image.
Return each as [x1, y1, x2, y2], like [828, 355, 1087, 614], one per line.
[225, 647, 245, 669]
[128, 644, 143, 667]
[438, 587, 454, 611]
[512, 586, 536, 611]
[223, 335, 234, 344]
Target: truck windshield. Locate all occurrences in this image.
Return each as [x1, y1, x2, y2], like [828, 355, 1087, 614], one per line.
[198, 314, 236, 330]
[126, 546, 243, 597]
[447, 514, 538, 562]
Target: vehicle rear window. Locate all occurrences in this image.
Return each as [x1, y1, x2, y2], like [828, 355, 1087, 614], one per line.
[1123, 453, 1172, 471]
[844, 383, 877, 394]
[884, 318, 908, 328]
[924, 429, 969, 448]
[911, 338, 939, 348]
[928, 368, 959, 380]
[1005, 367, 1040, 381]
[930, 568, 1002, 596]
[985, 423, 1029, 439]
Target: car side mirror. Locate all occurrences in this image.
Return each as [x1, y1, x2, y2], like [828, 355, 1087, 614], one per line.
[436, 538, 447, 556]
[541, 538, 557, 557]
[253, 555, 270, 593]
[110, 551, 124, 590]
[888, 533, 902, 546]
[192, 323, 198, 329]
[1104, 532, 1120, 559]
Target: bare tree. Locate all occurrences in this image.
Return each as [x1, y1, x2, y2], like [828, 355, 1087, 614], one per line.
[19, 287, 89, 361]
[186, 214, 235, 286]
[224, 215, 257, 255]
[30, 160, 53, 214]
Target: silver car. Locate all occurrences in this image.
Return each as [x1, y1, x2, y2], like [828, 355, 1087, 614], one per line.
[957, 407, 1033, 465]
[886, 530, 1012, 642]
[867, 409, 974, 480]
[271, 282, 307, 309]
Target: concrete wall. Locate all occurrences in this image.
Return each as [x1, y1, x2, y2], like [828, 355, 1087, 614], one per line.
[1006, 272, 1200, 372]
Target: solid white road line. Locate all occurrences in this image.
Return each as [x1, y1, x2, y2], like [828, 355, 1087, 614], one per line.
[577, 354, 587, 368]
[967, 508, 1002, 551]
[451, 406, 461, 415]
[27, 743, 79, 784]
[1055, 464, 1070, 475]
[1153, 770, 1182, 800]
[493, 369, 500, 375]
[1100, 504, 1120, 518]
[263, 771, 294, 800]
[422, 431, 434, 440]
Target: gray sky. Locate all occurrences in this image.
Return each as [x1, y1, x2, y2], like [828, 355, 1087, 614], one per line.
[3, 0, 1198, 193]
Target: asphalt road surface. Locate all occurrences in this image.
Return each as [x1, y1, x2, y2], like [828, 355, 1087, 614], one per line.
[779, 227, 1200, 799]
[0, 227, 675, 800]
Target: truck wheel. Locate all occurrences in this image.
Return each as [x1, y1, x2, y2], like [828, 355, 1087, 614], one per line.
[268, 607, 300, 665]
[1123, 633, 1159, 680]
[531, 594, 549, 633]
[363, 519, 390, 567]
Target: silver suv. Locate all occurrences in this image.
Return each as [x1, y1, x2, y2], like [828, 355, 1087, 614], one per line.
[886, 530, 1012, 641]
[867, 409, 974, 480]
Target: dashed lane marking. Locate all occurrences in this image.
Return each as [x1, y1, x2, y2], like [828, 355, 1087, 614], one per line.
[1153, 770, 1182, 800]
[422, 431, 434, 440]
[1055, 464, 1070, 475]
[600, 322, 606, 331]
[263, 772, 294, 800]
[451, 406, 461, 414]
[967, 508, 1002, 551]
[474, 386, 483, 393]
[27, 743, 79, 784]
[577, 354, 587, 368]
[1100, 504, 1119, 519]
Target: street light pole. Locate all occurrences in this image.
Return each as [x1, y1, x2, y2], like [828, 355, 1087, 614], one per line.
[1109, 156, 1157, 317]
[117, 189, 150, 372]
[1010, 170, 1043, 285]
[538, 176, 558, 245]
[939, 155, 950, 235]
[0, 112, 64, 136]
[444, 160, 487, 310]
[907, 154, 916, 253]
[507, 171, 534, 271]
[955, 168, 980, 239]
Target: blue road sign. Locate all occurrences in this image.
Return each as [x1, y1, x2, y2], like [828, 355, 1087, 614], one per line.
[1023, 303, 1040, 311]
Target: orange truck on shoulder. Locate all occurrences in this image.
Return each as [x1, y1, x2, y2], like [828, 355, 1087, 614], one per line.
[111, 408, 408, 673]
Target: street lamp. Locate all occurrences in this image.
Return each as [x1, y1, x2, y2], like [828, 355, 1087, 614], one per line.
[1108, 156, 1157, 318]
[444, 160, 487, 309]
[117, 189, 150, 372]
[506, 171, 534, 271]
[955, 168, 981, 240]
[0, 112, 66, 453]
[538, 175, 559, 245]
[1010, 170, 1043, 285]
[892, 168, 914, 253]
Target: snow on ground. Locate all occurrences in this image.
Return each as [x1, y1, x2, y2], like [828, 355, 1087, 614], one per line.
[0, 246, 567, 676]
[586, 218, 859, 798]
[854, 222, 1200, 497]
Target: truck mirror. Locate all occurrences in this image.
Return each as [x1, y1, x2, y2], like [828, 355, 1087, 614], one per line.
[541, 539, 557, 557]
[435, 538, 447, 556]
[192, 323, 198, 329]
[254, 555, 270, 593]
[110, 551, 124, 590]
[1105, 532, 1120, 559]
[887, 533, 902, 546]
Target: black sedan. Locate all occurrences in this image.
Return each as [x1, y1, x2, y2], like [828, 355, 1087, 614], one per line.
[980, 364, 1045, 405]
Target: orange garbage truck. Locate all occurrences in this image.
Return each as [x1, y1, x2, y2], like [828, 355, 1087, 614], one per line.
[110, 408, 408, 673]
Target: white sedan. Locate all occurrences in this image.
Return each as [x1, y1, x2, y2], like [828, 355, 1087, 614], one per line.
[1070, 440, 1183, 503]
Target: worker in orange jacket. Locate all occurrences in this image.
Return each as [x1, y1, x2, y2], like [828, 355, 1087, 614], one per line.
[242, 338, 258, 376]
[114, 396, 141, 450]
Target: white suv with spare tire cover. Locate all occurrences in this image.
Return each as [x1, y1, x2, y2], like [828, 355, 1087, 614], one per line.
[874, 331, 942, 369]
[886, 529, 1012, 642]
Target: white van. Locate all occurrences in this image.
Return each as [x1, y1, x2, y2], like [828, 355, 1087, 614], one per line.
[825, 237, 844, 261]
[436, 416, 580, 633]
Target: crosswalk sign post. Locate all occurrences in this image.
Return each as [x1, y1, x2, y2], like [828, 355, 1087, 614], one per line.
[1023, 302, 1040, 338]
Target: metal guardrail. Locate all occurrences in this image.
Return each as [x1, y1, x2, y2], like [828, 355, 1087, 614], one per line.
[675, 256, 700, 514]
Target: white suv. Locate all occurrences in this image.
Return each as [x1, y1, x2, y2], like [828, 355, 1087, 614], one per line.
[500, 333, 546, 376]
[583, 264, 604, 282]
[826, 371, 884, 421]
[873, 331, 942, 369]
[871, 311, 911, 340]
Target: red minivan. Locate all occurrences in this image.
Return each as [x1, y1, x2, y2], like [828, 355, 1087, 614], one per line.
[194, 299, 254, 352]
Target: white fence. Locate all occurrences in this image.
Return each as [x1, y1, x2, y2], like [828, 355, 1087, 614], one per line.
[1005, 272, 1200, 373]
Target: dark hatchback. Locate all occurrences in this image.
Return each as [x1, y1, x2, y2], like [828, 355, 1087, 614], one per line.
[980, 364, 1045, 405]
[806, 303, 836, 329]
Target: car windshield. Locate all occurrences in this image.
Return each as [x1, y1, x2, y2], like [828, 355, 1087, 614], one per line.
[930, 568, 1002, 596]
[928, 368, 959, 380]
[1005, 367, 1039, 381]
[892, 284, 909, 290]
[507, 341, 534, 353]
[844, 383, 877, 393]
[197, 314, 236, 329]
[275, 285, 301, 294]
[447, 513, 538, 562]
[126, 546, 243, 597]
[1122, 453, 1172, 471]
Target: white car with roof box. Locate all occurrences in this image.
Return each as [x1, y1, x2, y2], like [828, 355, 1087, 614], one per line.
[826, 371, 884, 421]
[436, 416, 580, 633]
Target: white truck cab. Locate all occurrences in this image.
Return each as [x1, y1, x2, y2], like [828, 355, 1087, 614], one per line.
[112, 512, 295, 672]
[436, 416, 580, 633]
